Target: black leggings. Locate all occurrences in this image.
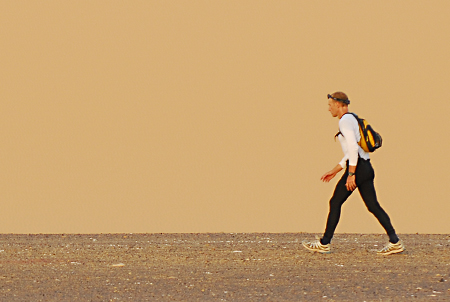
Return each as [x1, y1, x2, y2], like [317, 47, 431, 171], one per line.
[322, 158, 397, 244]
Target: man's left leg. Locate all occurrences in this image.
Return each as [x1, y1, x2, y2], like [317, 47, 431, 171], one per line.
[358, 179, 405, 255]
[358, 180, 398, 242]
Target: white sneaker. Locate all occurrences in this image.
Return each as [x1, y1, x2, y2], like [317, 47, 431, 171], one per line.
[377, 240, 405, 255]
[302, 236, 331, 254]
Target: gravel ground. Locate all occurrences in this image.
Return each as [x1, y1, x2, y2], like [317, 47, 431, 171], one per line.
[1, 233, 449, 301]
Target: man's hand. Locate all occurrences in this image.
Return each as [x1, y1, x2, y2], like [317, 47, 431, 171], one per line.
[346, 175, 357, 191]
[345, 165, 357, 191]
[321, 170, 337, 182]
[321, 165, 343, 183]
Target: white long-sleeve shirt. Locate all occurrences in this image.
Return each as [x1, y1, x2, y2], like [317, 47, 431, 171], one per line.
[337, 113, 370, 168]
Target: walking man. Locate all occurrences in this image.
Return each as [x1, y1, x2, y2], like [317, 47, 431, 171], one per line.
[302, 92, 404, 255]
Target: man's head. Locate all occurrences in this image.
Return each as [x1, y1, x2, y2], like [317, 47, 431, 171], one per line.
[327, 92, 350, 118]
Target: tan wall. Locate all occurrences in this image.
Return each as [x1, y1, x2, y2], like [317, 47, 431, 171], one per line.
[1, 1, 449, 233]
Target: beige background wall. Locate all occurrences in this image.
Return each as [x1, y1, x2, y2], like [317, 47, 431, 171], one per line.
[1, 1, 449, 234]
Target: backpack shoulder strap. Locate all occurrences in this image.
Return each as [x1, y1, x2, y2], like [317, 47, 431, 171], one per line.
[334, 131, 341, 141]
[348, 112, 359, 120]
[348, 112, 364, 128]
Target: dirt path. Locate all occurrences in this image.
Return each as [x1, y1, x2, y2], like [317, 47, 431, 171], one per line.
[1, 233, 449, 301]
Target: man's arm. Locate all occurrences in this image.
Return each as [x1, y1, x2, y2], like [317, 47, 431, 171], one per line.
[340, 115, 359, 191]
[339, 117, 359, 167]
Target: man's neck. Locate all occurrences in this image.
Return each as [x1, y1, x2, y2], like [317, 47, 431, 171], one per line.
[338, 108, 349, 119]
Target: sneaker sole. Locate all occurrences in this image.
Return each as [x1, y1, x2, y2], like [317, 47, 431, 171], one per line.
[377, 248, 405, 256]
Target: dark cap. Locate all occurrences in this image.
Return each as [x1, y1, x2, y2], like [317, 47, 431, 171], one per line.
[327, 93, 350, 105]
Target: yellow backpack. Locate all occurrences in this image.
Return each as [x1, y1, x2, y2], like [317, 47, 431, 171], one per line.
[335, 113, 382, 153]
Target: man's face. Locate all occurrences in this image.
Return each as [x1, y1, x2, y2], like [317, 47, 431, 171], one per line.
[328, 99, 339, 117]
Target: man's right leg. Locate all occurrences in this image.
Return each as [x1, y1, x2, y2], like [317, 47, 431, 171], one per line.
[321, 173, 353, 245]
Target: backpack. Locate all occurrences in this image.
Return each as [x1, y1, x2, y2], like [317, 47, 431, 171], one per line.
[335, 112, 382, 153]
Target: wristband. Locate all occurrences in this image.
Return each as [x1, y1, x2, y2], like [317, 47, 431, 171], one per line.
[348, 172, 355, 176]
